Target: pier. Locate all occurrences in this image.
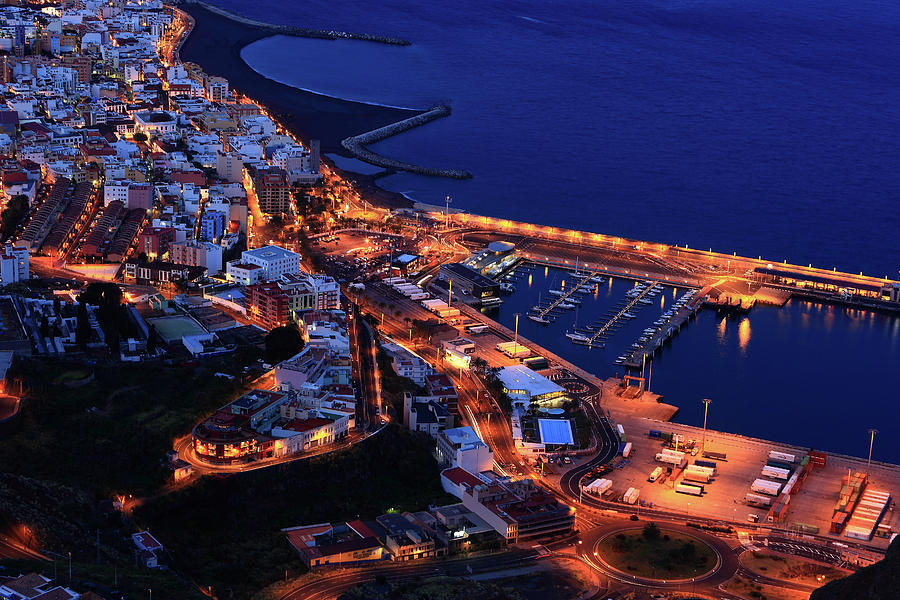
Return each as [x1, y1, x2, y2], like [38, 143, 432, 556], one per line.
[585, 281, 655, 347]
[341, 105, 473, 179]
[185, 1, 412, 45]
[623, 290, 704, 369]
[528, 271, 598, 324]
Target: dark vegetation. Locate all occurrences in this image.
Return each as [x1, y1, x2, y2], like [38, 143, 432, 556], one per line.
[339, 576, 521, 600]
[134, 425, 451, 599]
[810, 537, 900, 600]
[263, 325, 304, 363]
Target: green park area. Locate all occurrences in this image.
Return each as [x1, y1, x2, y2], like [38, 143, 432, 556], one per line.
[596, 523, 717, 580]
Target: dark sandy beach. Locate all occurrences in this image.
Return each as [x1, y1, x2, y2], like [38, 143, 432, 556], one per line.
[178, 3, 421, 209]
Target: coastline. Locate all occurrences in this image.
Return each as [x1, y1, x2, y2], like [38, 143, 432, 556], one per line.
[182, 0, 411, 46]
[179, 3, 460, 209]
[178, 4, 415, 158]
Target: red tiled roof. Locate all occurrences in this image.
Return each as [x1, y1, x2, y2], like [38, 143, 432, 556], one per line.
[347, 519, 377, 539]
[441, 467, 484, 488]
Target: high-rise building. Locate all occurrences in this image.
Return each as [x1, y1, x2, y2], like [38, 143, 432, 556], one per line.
[250, 166, 290, 214]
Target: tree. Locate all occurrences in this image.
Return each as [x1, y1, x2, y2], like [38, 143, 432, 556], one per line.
[470, 356, 488, 374]
[642, 521, 661, 541]
[53, 297, 61, 315]
[264, 325, 305, 364]
[147, 324, 158, 354]
[0, 194, 29, 240]
[132, 132, 148, 143]
[39, 315, 49, 338]
[75, 301, 91, 347]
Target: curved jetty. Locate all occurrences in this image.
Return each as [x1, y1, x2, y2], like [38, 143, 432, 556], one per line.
[184, 1, 412, 46]
[341, 105, 473, 179]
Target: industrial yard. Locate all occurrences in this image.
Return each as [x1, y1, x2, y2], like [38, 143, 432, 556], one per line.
[572, 415, 898, 550]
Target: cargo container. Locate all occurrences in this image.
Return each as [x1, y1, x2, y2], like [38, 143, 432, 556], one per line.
[694, 460, 717, 472]
[767, 459, 794, 471]
[793, 522, 820, 534]
[761, 466, 790, 480]
[751, 479, 782, 496]
[702, 450, 727, 461]
[409, 293, 430, 301]
[622, 442, 632, 458]
[676, 482, 703, 496]
[660, 432, 674, 443]
[683, 470, 711, 484]
[648, 467, 663, 482]
[687, 465, 715, 477]
[661, 448, 686, 460]
[616, 424, 625, 440]
[769, 451, 796, 464]
[745, 493, 773, 507]
[655, 453, 687, 469]
[623, 487, 640, 504]
[649, 430, 662, 439]
[830, 511, 849, 533]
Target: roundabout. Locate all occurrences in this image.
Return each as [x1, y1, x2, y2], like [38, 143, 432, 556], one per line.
[578, 521, 740, 589]
[594, 526, 718, 581]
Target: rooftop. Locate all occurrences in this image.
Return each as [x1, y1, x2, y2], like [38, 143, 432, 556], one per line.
[496, 365, 565, 400]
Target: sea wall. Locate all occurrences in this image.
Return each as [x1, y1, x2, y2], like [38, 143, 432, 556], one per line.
[341, 105, 473, 179]
[182, 1, 411, 46]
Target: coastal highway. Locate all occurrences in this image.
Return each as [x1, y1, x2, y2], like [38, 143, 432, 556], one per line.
[277, 549, 539, 600]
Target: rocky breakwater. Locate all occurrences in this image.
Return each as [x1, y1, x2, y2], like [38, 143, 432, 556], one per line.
[182, 1, 411, 45]
[341, 105, 473, 179]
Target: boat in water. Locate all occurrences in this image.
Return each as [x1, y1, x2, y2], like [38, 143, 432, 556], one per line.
[565, 331, 591, 343]
[548, 289, 565, 296]
[528, 314, 551, 324]
[558, 302, 576, 309]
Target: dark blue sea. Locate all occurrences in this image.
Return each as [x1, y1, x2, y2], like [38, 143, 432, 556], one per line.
[214, 0, 900, 460]
[229, 0, 900, 277]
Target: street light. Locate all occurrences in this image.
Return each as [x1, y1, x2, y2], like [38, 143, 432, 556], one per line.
[866, 429, 878, 477]
[701, 398, 711, 453]
[513, 313, 520, 361]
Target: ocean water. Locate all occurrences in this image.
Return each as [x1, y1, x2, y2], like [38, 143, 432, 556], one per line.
[491, 265, 900, 462]
[215, 0, 900, 460]
[229, 0, 900, 277]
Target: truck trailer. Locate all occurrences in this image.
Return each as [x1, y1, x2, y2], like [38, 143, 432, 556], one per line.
[751, 478, 783, 496]
[676, 482, 704, 496]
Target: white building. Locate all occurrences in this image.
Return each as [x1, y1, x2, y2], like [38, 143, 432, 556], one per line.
[104, 179, 131, 205]
[225, 261, 264, 286]
[0, 244, 29, 285]
[239, 245, 300, 281]
[436, 426, 494, 474]
[382, 341, 431, 386]
[133, 110, 177, 137]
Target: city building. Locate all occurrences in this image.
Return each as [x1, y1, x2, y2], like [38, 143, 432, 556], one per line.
[200, 210, 226, 242]
[133, 110, 178, 137]
[245, 281, 291, 329]
[0, 244, 28, 285]
[238, 245, 300, 281]
[495, 365, 566, 404]
[170, 239, 223, 274]
[439, 262, 501, 304]
[436, 426, 494, 474]
[225, 261, 264, 286]
[247, 165, 291, 214]
[284, 521, 384, 568]
[448, 472, 575, 544]
[376, 512, 444, 562]
[381, 341, 431, 386]
[403, 392, 453, 436]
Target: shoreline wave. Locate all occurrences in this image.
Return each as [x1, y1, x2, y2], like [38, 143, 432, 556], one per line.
[239, 41, 428, 112]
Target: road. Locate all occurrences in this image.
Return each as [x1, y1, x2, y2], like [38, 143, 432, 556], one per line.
[278, 549, 539, 600]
